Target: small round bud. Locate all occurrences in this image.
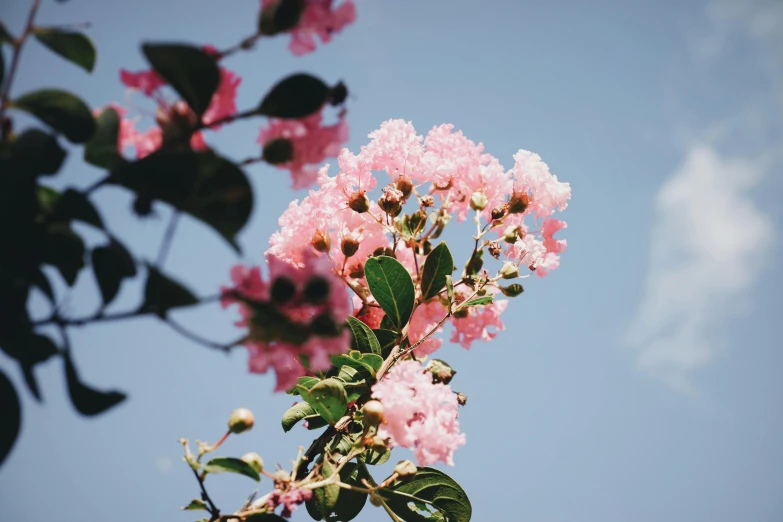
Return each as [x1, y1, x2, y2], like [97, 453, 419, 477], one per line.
[507, 191, 530, 214]
[503, 225, 523, 244]
[469, 191, 488, 211]
[370, 493, 384, 507]
[341, 236, 360, 257]
[393, 460, 417, 479]
[456, 392, 467, 406]
[241, 452, 264, 473]
[348, 263, 365, 279]
[304, 276, 330, 304]
[487, 241, 502, 259]
[500, 261, 519, 279]
[379, 185, 404, 216]
[362, 400, 385, 427]
[420, 194, 434, 207]
[329, 81, 349, 106]
[311, 230, 332, 253]
[348, 191, 370, 213]
[132, 196, 154, 218]
[228, 408, 255, 434]
[491, 204, 508, 220]
[395, 176, 414, 198]
[262, 138, 294, 165]
[373, 247, 396, 258]
[452, 307, 469, 319]
[499, 283, 524, 297]
[369, 435, 388, 453]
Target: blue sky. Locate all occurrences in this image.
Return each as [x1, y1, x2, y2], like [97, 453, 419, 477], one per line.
[1, 1, 782, 521]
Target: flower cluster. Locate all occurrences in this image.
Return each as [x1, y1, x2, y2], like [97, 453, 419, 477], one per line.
[263, 0, 357, 56]
[371, 360, 466, 466]
[221, 249, 351, 391]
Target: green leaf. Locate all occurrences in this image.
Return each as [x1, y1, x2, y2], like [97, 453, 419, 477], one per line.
[372, 329, 398, 352]
[84, 106, 123, 169]
[111, 150, 252, 251]
[463, 296, 493, 307]
[287, 375, 320, 395]
[282, 401, 321, 433]
[182, 498, 208, 511]
[64, 352, 126, 416]
[364, 256, 415, 330]
[139, 265, 198, 317]
[331, 350, 383, 377]
[335, 365, 369, 402]
[382, 467, 472, 522]
[203, 457, 260, 482]
[33, 28, 96, 72]
[56, 189, 103, 228]
[379, 315, 396, 332]
[259, 0, 304, 35]
[0, 369, 21, 467]
[464, 250, 483, 278]
[346, 316, 381, 355]
[420, 242, 454, 300]
[258, 73, 329, 119]
[141, 43, 219, 118]
[306, 460, 340, 520]
[11, 89, 95, 143]
[92, 240, 137, 306]
[9, 129, 67, 176]
[362, 445, 391, 466]
[42, 224, 85, 286]
[307, 462, 369, 522]
[297, 378, 347, 425]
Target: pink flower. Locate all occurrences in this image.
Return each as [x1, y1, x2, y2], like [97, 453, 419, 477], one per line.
[267, 486, 313, 518]
[202, 67, 242, 128]
[120, 69, 165, 96]
[263, 0, 357, 56]
[408, 300, 447, 357]
[222, 249, 351, 391]
[510, 150, 571, 219]
[372, 360, 465, 466]
[541, 218, 567, 254]
[257, 110, 349, 189]
[450, 290, 508, 349]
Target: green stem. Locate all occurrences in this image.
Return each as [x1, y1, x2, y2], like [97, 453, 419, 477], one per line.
[0, 0, 40, 119]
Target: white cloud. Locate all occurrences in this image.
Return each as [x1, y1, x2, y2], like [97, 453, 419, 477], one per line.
[627, 147, 773, 392]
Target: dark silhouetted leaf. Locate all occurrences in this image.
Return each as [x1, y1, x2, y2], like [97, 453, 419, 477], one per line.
[11, 89, 95, 143]
[140, 265, 198, 317]
[0, 369, 21, 467]
[383, 467, 472, 522]
[258, 73, 328, 119]
[259, 0, 304, 35]
[203, 457, 260, 481]
[56, 189, 103, 228]
[181, 499, 208, 511]
[142, 43, 219, 118]
[420, 242, 454, 300]
[364, 256, 415, 329]
[33, 28, 96, 72]
[346, 316, 381, 355]
[30, 268, 54, 303]
[42, 224, 85, 286]
[111, 150, 252, 251]
[92, 240, 137, 306]
[10, 129, 66, 176]
[84, 106, 123, 169]
[64, 352, 126, 416]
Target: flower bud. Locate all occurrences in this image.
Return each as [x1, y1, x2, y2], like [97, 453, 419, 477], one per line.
[348, 191, 370, 213]
[373, 247, 396, 258]
[503, 225, 523, 244]
[362, 400, 385, 427]
[425, 359, 456, 385]
[379, 185, 404, 216]
[241, 452, 264, 473]
[328, 81, 349, 106]
[469, 191, 488, 211]
[452, 307, 469, 319]
[341, 236, 360, 257]
[395, 175, 414, 198]
[310, 230, 331, 253]
[228, 408, 255, 434]
[369, 435, 388, 453]
[500, 261, 519, 279]
[393, 460, 417, 479]
[456, 392, 467, 406]
[499, 283, 524, 297]
[262, 138, 294, 165]
[348, 263, 365, 279]
[370, 493, 384, 507]
[507, 191, 530, 214]
[420, 194, 434, 207]
[491, 204, 508, 220]
[487, 241, 502, 259]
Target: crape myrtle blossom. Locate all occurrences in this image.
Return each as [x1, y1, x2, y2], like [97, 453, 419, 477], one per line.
[109, 45, 241, 159]
[221, 249, 351, 392]
[371, 360, 466, 466]
[262, 0, 357, 56]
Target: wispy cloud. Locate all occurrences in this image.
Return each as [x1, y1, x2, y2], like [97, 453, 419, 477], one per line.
[628, 0, 780, 392]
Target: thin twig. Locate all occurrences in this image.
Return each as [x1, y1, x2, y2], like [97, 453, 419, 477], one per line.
[165, 317, 244, 352]
[191, 466, 221, 520]
[156, 211, 181, 267]
[0, 0, 41, 118]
